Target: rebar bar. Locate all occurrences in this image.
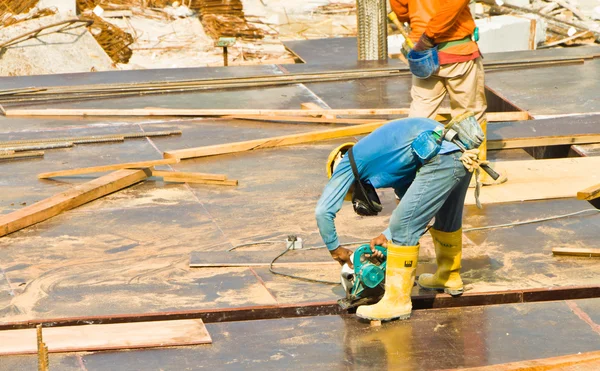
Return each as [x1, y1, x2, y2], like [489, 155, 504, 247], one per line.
[356, 0, 388, 61]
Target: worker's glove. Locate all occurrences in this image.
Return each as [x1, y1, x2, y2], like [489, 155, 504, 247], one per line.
[459, 149, 489, 172]
[413, 33, 435, 52]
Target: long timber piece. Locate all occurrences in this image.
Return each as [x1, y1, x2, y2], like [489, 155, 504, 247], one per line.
[38, 158, 179, 179]
[0, 319, 211, 355]
[151, 170, 227, 181]
[552, 247, 600, 257]
[2, 108, 529, 122]
[163, 121, 386, 160]
[447, 350, 600, 371]
[3, 108, 412, 117]
[0, 169, 150, 237]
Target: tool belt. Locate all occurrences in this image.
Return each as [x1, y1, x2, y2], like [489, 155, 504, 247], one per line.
[436, 35, 473, 51]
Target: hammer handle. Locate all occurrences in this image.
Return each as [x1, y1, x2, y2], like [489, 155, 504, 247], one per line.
[388, 12, 415, 48]
[480, 163, 500, 180]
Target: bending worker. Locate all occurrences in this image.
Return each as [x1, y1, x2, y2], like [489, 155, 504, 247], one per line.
[315, 114, 484, 321]
[391, 0, 498, 182]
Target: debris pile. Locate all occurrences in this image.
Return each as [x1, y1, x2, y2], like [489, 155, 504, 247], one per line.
[190, 0, 265, 41]
[83, 13, 134, 63]
[0, 0, 55, 27]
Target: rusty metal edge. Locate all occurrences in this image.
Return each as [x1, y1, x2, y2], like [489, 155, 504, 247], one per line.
[1, 285, 598, 330]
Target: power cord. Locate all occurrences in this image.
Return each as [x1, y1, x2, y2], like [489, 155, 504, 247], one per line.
[226, 208, 600, 284]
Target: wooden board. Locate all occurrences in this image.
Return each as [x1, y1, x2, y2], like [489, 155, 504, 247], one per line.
[4, 108, 412, 117]
[577, 183, 600, 201]
[487, 114, 600, 150]
[38, 158, 179, 179]
[151, 170, 227, 181]
[448, 350, 600, 371]
[465, 157, 600, 205]
[189, 250, 337, 267]
[164, 121, 385, 160]
[227, 115, 383, 125]
[553, 247, 600, 257]
[0, 319, 211, 355]
[0, 169, 149, 237]
[164, 177, 238, 186]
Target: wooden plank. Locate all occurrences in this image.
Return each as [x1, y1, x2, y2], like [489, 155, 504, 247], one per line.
[465, 157, 600, 205]
[446, 350, 600, 371]
[552, 247, 600, 257]
[577, 183, 600, 201]
[3, 108, 412, 117]
[0, 319, 211, 355]
[151, 170, 227, 181]
[228, 115, 383, 125]
[0, 169, 149, 237]
[37, 158, 179, 179]
[0, 151, 44, 160]
[164, 177, 238, 186]
[301, 102, 336, 119]
[487, 114, 600, 150]
[190, 250, 337, 267]
[164, 121, 386, 160]
[3, 107, 529, 122]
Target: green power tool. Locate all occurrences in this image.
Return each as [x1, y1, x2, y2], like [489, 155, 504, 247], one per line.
[339, 244, 387, 310]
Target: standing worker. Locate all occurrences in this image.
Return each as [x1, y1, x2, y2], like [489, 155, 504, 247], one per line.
[390, 0, 501, 184]
[315, 113, 485, 321]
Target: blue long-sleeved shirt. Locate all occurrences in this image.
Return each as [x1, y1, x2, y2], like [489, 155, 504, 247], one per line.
[315, 117, 459, 250]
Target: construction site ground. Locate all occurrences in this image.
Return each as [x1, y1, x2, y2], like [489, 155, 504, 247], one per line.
[0, 38, 599, 369]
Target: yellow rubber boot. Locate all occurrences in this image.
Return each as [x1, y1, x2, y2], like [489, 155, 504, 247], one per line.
[418, 228, 464, 296]
[356, 243, 419, 321]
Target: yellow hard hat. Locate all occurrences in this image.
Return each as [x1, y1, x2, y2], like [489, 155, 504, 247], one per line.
[326, 142, 355, 201]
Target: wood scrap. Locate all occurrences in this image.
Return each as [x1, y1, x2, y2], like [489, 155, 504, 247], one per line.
[552, 247, 600, 257]
[228, 115, 383, 125]
[151, 170, 227, 182]
[163, 177, 238, 186]
[164, 121, 385, 160]
[0, 169, 150, 238]
[577, 182, 600, 201]
[0, 319, 211, 355]
[38, 158, 179, 179]
[0, 151, 44, 160]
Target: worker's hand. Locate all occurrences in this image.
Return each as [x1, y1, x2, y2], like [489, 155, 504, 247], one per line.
[368, 234, 387, 260]
[413, 33, 435, 52]
[330, 246, 353, 269]
[459, 149, 485, 172]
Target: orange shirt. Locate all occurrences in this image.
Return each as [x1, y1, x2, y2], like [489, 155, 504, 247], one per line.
[390, 0, 479, 56]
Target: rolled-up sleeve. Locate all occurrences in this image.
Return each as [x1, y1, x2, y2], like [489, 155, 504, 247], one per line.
[315, 161, 355, 250]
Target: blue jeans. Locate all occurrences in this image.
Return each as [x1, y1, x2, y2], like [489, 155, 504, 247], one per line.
[388, 151, 471, 246]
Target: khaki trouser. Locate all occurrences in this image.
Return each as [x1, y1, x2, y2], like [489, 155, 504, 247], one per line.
[408, 57, 488, 159]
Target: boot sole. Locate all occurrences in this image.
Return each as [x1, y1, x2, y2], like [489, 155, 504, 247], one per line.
[356, 312, 411, 322]
[417, 281, 464, 297]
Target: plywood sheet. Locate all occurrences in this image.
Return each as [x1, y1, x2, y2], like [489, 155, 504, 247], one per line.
[466, 157, 600, 205]
[0, 319, 211, 355]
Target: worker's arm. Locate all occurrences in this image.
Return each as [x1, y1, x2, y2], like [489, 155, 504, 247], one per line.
[390, 0, 410, 22]
[424, 0, 471, 40]
[315, 161, 355, 267]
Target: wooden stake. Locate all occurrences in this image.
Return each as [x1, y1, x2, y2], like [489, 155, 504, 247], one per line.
[0, 169, 150, 238]
[38, 158, 179, 179]
[163, 121, 385, 160]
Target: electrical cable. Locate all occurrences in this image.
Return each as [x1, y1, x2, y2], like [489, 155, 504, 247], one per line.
[463, 208, 599, 232]
[226, 208, 600, 284]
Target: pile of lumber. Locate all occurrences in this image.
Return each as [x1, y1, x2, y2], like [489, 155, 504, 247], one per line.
[483, 0, 600, 45]
[189, 0, 265, 41]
